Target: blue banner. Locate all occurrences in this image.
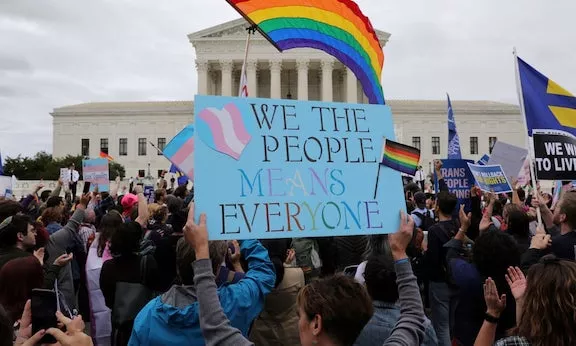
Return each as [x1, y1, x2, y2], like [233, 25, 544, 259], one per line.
[194, 95, 406, 240]
[468, 163, 513, 194]
[477, 154, 490, 166]
[434, 159, 474, 212]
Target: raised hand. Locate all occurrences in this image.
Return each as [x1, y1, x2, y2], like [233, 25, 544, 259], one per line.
[505, 266, 527, 301]
[46, 311, 93, 346]
[183, 203, 209, 259]
[389, 210, 415, 261]
[484, 277, 506, 317]
[530, 233, 551, 250]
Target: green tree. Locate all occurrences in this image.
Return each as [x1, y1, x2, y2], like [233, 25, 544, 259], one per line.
[3, 152, 125, 180]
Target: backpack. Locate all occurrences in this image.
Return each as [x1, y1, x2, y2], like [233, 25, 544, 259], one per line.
[412, 211, 436, 231]
[291, 238, 322, 275]
[139, 230, 156, 256]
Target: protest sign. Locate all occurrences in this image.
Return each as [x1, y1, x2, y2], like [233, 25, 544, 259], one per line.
[434, 159, 474, 212]
[82, 158, 109, 192]
[477, 154, 490, 166]
[194, 95, 405, 240]
[0, 176, 13, 197]
[60, 168, 70, 183]
[533, 130, 576, 180]
[488, 141, 528, 180]
[467, 163, 513, 193]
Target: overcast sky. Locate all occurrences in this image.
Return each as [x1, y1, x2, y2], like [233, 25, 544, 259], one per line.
[0, 0, 574, 157]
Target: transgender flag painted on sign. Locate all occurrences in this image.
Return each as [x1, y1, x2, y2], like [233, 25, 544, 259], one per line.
[197, 103, 251, 160]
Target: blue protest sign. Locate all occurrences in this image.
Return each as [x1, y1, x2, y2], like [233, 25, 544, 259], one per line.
[434, 159, 474, 212]
[194, 95, 405, 240]
[477, 154, 490, 166]
[467, 163, 513, 194]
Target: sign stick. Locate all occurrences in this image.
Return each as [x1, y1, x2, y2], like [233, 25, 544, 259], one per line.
[373, 164, 382, 200]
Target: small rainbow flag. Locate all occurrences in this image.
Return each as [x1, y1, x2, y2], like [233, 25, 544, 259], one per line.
[380, 139, 420, 176]
[99, 152, 114, 161]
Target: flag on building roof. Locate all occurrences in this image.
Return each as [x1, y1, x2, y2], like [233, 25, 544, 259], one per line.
[380, 139, 421, 176]
[169, 163, 189, 186]
[163, 124, 195, 181]
[447, 94, 462, 159]
[99, 151, 114, 161]
[517, 57, 576, 137]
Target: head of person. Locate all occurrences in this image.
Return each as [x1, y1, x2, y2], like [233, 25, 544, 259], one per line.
[0, 200, 23, 222]
[120, 193, 138, 218]
[436, 191, 458, 218]
[69, 163, 75, 170]
[175, 237, 227, 285]
[0, 256, 43, 322]
[0, 214, 35, 250]
[364, 254, 399, 303]
[505, 207, 530, 238]
[413, 192, 427, 210]
[261, 239, 291, 287]
[97, 211, 124, 257]
[518, 256, 576, 345]
[154, 189, 167, 204]
[472, 230, 520, 283]
[492, 199, 504, 217]
[39, 190, 52, 203]
[84, 208, 96, 224]
[553, 191, 576, 230]
[109, 222, 144, 257]
[516, 188, 526, 203]
[166, 195, 183, 215]
[173, 185, 189, 199]
[46, 196, 64, 212]
[31, 221, 49, 250]
[297, 275, 373, 346]
[41, 206, 62, 226]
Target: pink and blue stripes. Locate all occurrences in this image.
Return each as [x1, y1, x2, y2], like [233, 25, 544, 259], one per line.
[196, 103, 252, 160]
[164, 125, 195, 180]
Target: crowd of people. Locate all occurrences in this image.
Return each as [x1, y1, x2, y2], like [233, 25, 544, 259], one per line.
[0, 160, 575, 346]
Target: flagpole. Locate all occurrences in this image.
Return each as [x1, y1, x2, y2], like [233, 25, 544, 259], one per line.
[149, 141, 164, 156]
[513, 47, 542, 226]
[373, 165, 381, 200]
[239, 26, 256, 97]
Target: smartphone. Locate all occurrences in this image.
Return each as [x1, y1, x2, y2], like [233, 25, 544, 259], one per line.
[31, 289, 58, 344]
[82, 181, 91, 194]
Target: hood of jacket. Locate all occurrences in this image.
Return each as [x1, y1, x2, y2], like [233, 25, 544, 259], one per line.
[154, 285, 200, 328]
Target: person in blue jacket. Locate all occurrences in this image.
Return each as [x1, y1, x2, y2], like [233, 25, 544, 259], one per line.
[128, 227, 275, 346]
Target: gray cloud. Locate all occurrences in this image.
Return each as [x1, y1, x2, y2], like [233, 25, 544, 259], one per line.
[0, 0, 575, 157]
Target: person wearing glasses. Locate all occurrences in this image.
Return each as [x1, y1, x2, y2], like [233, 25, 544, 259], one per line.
[0, 214, 36, 271]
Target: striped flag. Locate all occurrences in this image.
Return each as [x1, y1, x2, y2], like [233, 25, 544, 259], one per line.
[163, 124, 195, 181]
[380, 139, 421, 176]
[239, 67, 248, 97]
[99, 151, 114, 161]
[196, 103, 251, 160]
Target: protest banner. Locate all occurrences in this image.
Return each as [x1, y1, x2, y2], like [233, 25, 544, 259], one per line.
[477, 154, 490, 166]
[434, 159, 474, 212]
[0, 176, 13, 198]
[533, 130, 576, 180]
[467, 163, 513, 193]
[488, 141, 528, 180]
[82, 158, 110, 192]
[60, 168, 70, 183]
[193, 95, 405, 240]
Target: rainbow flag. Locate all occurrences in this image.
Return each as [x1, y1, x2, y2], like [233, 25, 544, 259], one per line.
[380, 139, 420, 176]
[99, 151, 114, 161]
[226, 0, 385, 105]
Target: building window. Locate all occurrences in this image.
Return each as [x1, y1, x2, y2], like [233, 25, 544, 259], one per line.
[470, 137, 479, 155]
[119, 138, 128, 156]
[489, 137, 498, 153]
[100, 138, 109, 154]
[138, 138, 147, 156]
[412, 137, 421, 150]
[157, 138, 166, 155]
[138, 170, 145, 178]
[432, 137, 440, 155]
[81, 139, 90, 157]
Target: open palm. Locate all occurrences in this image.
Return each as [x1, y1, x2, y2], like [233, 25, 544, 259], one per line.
[506, 266, 527, 300]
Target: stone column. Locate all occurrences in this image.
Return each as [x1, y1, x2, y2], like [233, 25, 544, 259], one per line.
[296, 59, 309, 101]
[269, 59, 282, 99]
[195, 59, 209, 95]
[321, 60, 334, 102]
[346, 68, 357, 103]
[246, 60, 258, 98]
[220, 60, 234, 97]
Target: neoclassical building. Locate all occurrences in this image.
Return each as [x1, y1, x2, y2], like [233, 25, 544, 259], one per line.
[52, 18, 524, 178]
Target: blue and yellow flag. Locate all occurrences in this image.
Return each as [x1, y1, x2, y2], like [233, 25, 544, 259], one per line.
[518, 57, 576, 137]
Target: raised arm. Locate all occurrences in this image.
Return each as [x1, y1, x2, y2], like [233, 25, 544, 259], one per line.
[384, 211, 426, 346]
[133, 185, 149, 228]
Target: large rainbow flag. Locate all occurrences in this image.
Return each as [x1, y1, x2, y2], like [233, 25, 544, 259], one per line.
[226, 0, 385, 105]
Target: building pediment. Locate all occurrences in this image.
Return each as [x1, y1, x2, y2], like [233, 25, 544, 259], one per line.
[188, 18, 390, 47]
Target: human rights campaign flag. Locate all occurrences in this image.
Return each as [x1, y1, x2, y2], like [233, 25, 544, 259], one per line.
[518, 57, 576, 137]
[169, 163, 189, 186]
[447, 94, 462, 159]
